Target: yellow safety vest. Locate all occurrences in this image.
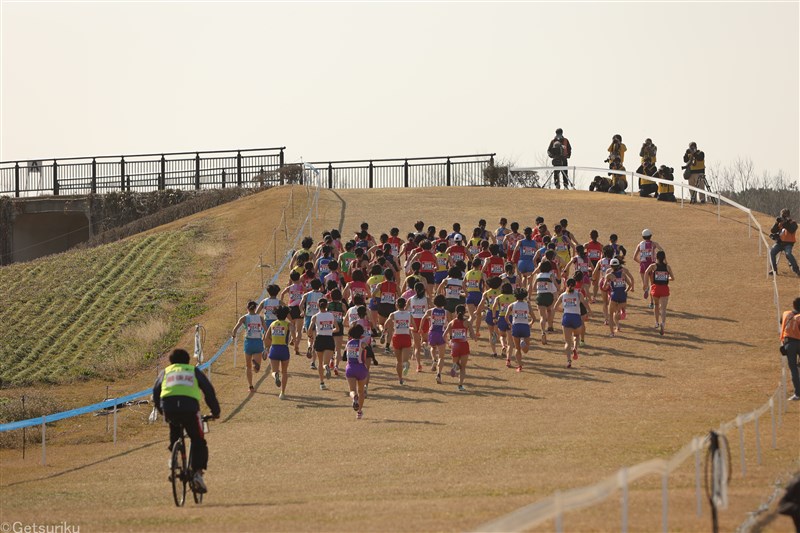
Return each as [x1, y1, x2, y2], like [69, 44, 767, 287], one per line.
[160, 363, 202, 401]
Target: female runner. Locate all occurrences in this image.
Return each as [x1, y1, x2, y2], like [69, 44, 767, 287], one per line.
[514, 227, 539, 293]
[554, 279, 591, 367]
[532, 260, 559, 344]
[422, 295, 448, 384]
[408, 283, 430, 372]
[492, 282, 517, 367]
[603, 258, 634, 336]
[633, 229, 663, 309]
[506, 288, 534, 372]
[231, 301, 268, 392]
[266, 306, 294, 399]
[344, 324, 369, 419]
[443, 304, 476, 391]
[384, 298, 413, 385]
[309, 298, 339, 390]
[644, 250, 675, 335]
[476, 276, 503, 357]
[279, 271, 305, 356]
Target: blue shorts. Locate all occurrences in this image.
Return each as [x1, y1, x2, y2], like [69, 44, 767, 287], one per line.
[244, 337, 264, 355]
[497, 316, 510, 332]
[345, 362, 369, 381]
[517, 260, 535, 274]
[466, 292, 482, 306]
[485, 310, 495, 326]
[562, 313, 582, 329]
[304, 315, 313, 331]
[268, 344, 290, 361]
[368, 297, 380, 311]
[511, 323, 531, 338]
[434, 271, 448, 284]
[611, 292, 627, 304]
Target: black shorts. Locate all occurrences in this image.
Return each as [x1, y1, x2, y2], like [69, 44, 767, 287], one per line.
[289, 305, 302, 320]
[420, 272, 435, 284]
[314, 335, 335, 352]
[579, 303, 587, 316]
[378, 303, 396, 318]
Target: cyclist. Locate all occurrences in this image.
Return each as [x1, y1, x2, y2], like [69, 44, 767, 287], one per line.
[153, 348, 220, 494]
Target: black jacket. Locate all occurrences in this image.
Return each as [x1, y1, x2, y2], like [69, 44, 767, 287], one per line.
[153, 367, 221, 417]
[771, 218, 798, 244]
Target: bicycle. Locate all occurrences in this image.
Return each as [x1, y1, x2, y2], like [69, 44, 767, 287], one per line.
[169, 414, 213, 507]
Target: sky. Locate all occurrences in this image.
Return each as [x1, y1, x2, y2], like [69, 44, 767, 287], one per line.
[1, 1, 798, 183]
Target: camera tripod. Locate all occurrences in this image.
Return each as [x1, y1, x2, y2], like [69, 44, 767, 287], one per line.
[691, 174, 717, 205]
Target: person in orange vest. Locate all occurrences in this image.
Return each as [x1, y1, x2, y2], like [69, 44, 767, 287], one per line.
[780, 297, 800, 401]
[769, 209, 799, 277]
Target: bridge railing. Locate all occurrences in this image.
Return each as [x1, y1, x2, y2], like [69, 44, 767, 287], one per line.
[0, 147, 286, 197]
[305, 153, 495, 189]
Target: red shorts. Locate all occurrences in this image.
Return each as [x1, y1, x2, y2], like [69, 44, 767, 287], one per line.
[451, 341, 470, 358]
[392, 334, 412, 349]
[650, 284, 670, 298]
[413, 317, 430, 336]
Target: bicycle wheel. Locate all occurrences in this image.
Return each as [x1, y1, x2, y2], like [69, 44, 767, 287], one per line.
[170, 440, 187, 507]
[188, 446, 203, 504]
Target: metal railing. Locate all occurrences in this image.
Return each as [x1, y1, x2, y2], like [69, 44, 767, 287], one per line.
[305, 153, 495, 189]
[0, 147, 286, 197]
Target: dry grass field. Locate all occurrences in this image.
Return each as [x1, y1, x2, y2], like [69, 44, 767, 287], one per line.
[1, 185, 799, 532]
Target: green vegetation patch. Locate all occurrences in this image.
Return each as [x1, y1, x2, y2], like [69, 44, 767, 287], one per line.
[0, 224, 215, 387]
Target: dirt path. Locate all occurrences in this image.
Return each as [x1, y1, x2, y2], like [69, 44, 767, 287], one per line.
[1, 187, 798, 532]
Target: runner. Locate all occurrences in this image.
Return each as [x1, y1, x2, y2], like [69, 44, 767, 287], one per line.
[506, 288, 534, 372]
[308, 298, 339, 390]
[573, 271, 591, 347]
[467, 228, 484, 258]
[500, 262, 518, 292]
[408, 283, 430, 372]
[342, 269, 370, 306]
[532, 260, 559, 344]
[633, 229, 664, 309]
[366, 264, 385, 330]
[374, 268, 399, 353]
[300, 278, 324, 363]
[552, 224, 573, 271]
[483, 244, 506, 280]
[256, 284, 282, 331]
[384, 298, 413, 385]
[464, 259, 485, 334]
[476, 276, 503, 357]
[279, 271, 305, 357]
[503, 222, 523, 262]
[434, 242, 451, 286]
[603, 258, 635, 337]
[477, 219, 496, 244]
[266, 306, 294, 399]
[330, 229, 344, 255]
[437, 267, 465, 320]
[514, 227, 539, 293]
[644, 250, 675, 335]
[592, 246, 615, 326]
[564, 245, 593, 285]
[443, 304, 476, 391]
[316, 246, 334, 284]
[327, 289, 347, 376]
[387, 227, 403, 258]
[492, 282, 517, 367]
[447, 235, 468, 265]
[344, 324, 369, 419]
[422, 295, 449, 383]
[584, 230, 604, 302]
[495, 217, 509, 255]
[448, 223, 467, 246]
[231, 301, 268, 392]
[608, 233, 627, 260]
[406, 240, 438, 296]
[324, 260, 345, 289]
[554, 278, 591, 367]
[338, 241, 356, 283]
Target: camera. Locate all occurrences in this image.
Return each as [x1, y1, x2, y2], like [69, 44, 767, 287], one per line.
[770, 233, 780, 241]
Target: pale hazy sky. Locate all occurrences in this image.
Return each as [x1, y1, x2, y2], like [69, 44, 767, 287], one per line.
[1, 1, 798, 182]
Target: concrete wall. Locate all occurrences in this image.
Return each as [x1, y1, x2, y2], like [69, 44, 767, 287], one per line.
[12, 212, 91, 263]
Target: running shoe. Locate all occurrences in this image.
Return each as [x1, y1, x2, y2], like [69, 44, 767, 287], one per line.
[643, 288, 648, 300]
[547, 327, 555, 333]
[372, 355, 379, 366]
[659, 325, 665, 336]
[436, 373, 442, 384]
[603, 320, 609, 326]
[274, 372, 281, 388]
[320, 382, 327, 390]
[541, 333, 547, 345]
[788, 394, 800, 401]
[325, 366, 331, 379]
[567, 360, 572, 368]
[648, 302, 654, 309]
[572, 348, 579, 360]
[449, 364, 458, 378]
[379, 333, 386, 344]
[521, 339, 528, 351]
[306, 347, 313, 359]
[416, 364, 422, 373]
[333, 366, 339, 377]
[356, 410, 363, 419]
[278, 392, 285, 400]
[384, 345, 392, 355]
[506, 359, 512, 368]
[403, 361, 410, 376]
[654, 322, 660, 329]
[516, 366, 522, 373]
[253, 359, 261, 373]
[399, 379, 404, 385]
[620, 310, 627, 320]
[328, 359, 335, 369]
[431, 360, 438, 371]
[310, 361, 317, 370]
[579, 340, 585, 347]
[352, 394, 359, 411]
[491, 352, 498, 358]
[192, 472, 208, 494]
[248, 385, 255, 392]
[457, 385, 465, 392]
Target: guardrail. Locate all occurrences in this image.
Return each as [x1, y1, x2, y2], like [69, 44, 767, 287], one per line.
[306, 153, 495, 189]
[0, 147, 286, 197]
[475, 167, 789, 532]
[0, 171, 322, 465]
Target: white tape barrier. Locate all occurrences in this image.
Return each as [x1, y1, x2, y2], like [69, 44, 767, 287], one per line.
[475, 169, 788, 532]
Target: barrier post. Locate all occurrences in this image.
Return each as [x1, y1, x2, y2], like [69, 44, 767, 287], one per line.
[754, 414, 762, 465]
[113, 403, 118, 444]
[737, 415, 746, 477]
[782, 366, 787, 416]
[41, 415, 46, 466]
[661, 470, 668, 533]
[717, 196, 720, 221]
[260, 254, 264, 289]
[694, 437, 703, 517]
[770, 397, 776, 448]
[619, 468, 629, 533]
[105, 385, 110, 433]
[234, 334, 238, 368]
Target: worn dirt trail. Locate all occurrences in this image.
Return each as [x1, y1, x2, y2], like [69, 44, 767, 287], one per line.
[1, 187, 798, 532]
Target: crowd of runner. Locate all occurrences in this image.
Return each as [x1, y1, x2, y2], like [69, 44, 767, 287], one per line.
[231, 219, 675, 419]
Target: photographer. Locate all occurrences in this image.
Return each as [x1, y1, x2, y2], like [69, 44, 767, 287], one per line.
[639, 138, 657, 164]
[769, 209, 800, 277]
[779, 296, 800, 402]
[655, 165, 676, 202]
[547, 128, 572, 189]
[608, 157, 627, 193]
[589, 175, 611, 192]
[606, 134, 627, 164]
[636, 158, 659, 198]
[682, 141, 706, 204]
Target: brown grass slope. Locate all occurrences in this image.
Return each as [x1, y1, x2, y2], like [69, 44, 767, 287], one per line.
[1, 187, 799, 533]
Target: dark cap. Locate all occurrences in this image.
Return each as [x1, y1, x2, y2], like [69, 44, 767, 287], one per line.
[556, 128, 563, 135]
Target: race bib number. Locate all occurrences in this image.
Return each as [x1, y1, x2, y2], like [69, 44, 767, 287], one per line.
[272, 326, 286, 338]
[433, 314, 446, 327]
[466, 280, 480, 290]
[654, 271, 669, 282]
[307, 301, 319, 314]
[412, 303, 427, 316]
[381, 293, 396, 304]
[452, 329, 467, 340]
[522, 246, 536, 257]
[513, 309, 528, 322]
[396, 319, 410, 332]
[641, 250, 652, 260]
[613, 280, 626, 289]
[422, 261, 435, 271]
[319, 320, 334, 332]
[437, 257, 448, 269]
[452, 253, 465, 262]
[165, 370, 195, 387]
[491, 263, 503, 274]
[446, 285, 461, 299]
[346, 345, 361, 361]
[588, 249, 601, 260]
